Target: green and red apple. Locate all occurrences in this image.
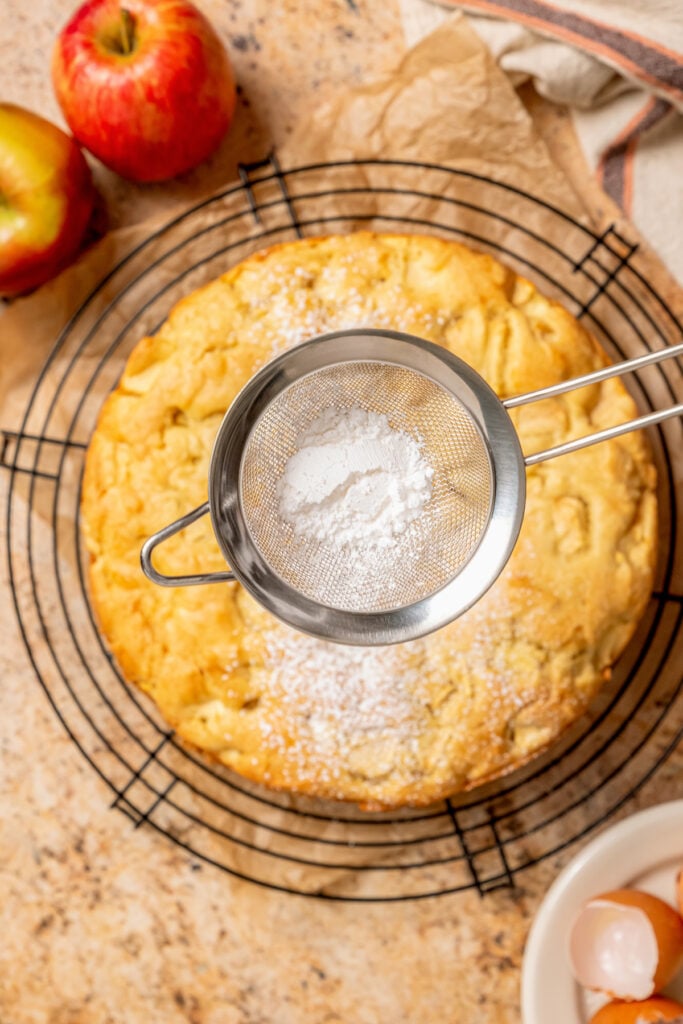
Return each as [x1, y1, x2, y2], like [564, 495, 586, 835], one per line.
[0, 104, 95, 298]
[52, 0, 237, 182]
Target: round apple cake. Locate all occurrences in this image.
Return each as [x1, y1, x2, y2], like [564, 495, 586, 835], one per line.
[81, 232, 658, 809]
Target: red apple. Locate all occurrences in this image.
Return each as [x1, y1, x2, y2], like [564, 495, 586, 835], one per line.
[52, 0, 237, 182]
[0, 104, 95, 298]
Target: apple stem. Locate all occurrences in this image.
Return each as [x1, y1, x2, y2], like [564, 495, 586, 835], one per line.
[119, 9, 135, 55]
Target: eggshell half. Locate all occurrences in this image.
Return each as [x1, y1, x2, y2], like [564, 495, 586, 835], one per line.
[588, 995, 683, 1023]
[570, 889, 683, 1000]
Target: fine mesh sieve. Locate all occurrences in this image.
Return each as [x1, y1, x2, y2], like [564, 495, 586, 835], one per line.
[141, 329, 683, 645]
[240, 361, 492, 614]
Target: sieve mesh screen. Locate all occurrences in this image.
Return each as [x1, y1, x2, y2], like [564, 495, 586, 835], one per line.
[240, 362, 493, 613]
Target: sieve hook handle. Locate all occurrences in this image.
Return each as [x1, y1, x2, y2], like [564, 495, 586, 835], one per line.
[503, 340, 683, 466]
[140, 501, 236, 587]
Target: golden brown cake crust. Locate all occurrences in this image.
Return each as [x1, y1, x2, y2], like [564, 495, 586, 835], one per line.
[81, 232, 658, 809]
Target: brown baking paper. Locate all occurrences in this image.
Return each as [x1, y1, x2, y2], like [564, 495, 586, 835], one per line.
[2, 14, 682, 1022]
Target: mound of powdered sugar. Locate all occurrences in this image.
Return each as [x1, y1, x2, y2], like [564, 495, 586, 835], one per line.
[276, 406, 434, 551]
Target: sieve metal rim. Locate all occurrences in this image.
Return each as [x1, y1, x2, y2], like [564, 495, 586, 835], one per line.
[206, 330, 526, 645]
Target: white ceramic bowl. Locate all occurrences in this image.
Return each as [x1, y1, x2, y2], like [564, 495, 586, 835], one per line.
[521, 800, 683, 1023]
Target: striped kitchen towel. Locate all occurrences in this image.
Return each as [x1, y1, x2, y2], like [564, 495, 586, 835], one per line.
[400, 0, 683, 283]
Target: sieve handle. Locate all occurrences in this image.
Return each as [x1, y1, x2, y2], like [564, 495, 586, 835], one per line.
[522, 403, 683, 465]
[140, 502, 236, 587]
[503, 340, 683, 409]
[503, 340, 683, 465]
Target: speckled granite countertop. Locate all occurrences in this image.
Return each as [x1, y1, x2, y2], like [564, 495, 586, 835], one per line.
[1, 3, 681, 1022]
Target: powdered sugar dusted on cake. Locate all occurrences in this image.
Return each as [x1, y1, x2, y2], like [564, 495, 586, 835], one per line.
[277, 406, 434, 553]
[262, 268, 451, 357]
[261, 629, 428, 785]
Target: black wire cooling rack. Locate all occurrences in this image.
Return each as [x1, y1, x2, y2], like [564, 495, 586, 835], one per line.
[3, 156, 683, 901]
